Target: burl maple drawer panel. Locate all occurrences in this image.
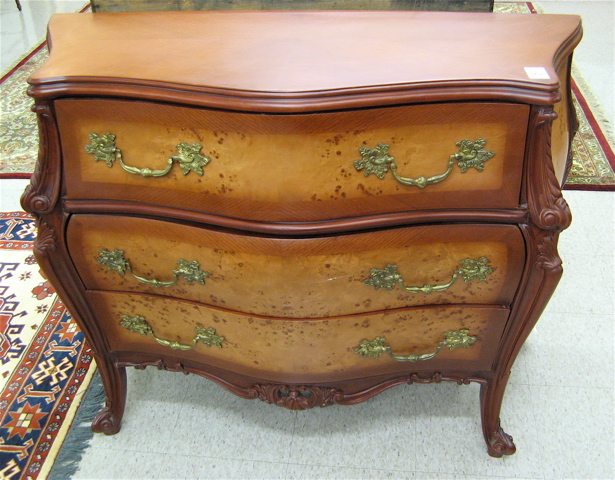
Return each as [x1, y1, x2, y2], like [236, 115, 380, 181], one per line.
[56, 99, 528, 221]
[67, 215, 525, 317]
[87, 290, 509, 382]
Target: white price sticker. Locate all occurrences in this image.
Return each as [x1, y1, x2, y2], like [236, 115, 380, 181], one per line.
[524, 67, 551, 80]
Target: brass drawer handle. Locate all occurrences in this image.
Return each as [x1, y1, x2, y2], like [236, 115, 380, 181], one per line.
[120, 314, 224, 350]
[354, 138, 494, 188]
[97, 249, 210, 288]
[366, 257, 492, 294]
[355, 329, 476, 362]
[85, 132, 211, 177]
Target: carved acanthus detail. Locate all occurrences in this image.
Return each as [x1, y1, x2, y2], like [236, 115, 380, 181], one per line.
[536, 232, 564, 273]
[33, 219, 57, 257]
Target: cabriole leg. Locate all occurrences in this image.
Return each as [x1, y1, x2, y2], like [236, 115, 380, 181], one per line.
[91, 361, 127, 435]
[480, 378, 516, 457]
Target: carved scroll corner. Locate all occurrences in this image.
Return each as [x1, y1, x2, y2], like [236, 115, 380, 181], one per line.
[247, 384, 345, 410]
[20, 182, 53, 216]
[536, 196, 572, 232]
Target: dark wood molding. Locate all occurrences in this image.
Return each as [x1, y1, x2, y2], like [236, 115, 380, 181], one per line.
[63, 199, 529, 236]
[116, 354, 489, 410]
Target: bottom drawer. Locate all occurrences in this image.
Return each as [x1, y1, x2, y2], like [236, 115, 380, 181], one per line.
[88, 292, 509, 383]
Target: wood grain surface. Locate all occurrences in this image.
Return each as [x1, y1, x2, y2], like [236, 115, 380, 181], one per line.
[88, 290, 509, 382]
[91, 0, 494, 14]
[68, 215, 525, 317]
[30, 11, 582, 108]
[57, 99, 528, 221]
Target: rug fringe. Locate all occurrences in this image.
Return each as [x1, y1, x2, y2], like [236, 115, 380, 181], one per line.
[48, 371, 106, 480]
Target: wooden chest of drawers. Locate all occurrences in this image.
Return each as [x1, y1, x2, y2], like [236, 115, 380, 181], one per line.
[22, 11, 582, 456]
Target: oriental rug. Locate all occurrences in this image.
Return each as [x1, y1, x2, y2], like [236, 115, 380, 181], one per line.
[0, 2, 614, 189]
[0, 212, 97, 480]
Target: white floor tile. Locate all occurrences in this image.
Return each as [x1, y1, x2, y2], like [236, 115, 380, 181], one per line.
[155, 455, 290, 480]
[166, 374, 297, 465]
[530, 384, 615, 479]
[289, 386, 417, 471]
[286, 463, 415, 479]
[1, 0, 86, 73]
[0, 178, 29, 212]
[523, 310, 614, 388]
[72, 448, 165, 479]
[80, 368, 191, 455]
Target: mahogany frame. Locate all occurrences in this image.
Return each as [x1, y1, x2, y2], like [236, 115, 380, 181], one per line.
[22, 12, 582, 457]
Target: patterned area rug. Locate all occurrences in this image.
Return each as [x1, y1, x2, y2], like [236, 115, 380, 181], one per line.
[0, 2, 614, 189]
[0, 212, 97, 480]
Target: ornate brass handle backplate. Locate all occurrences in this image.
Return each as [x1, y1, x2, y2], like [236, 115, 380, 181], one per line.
[97, 249, 210, 288]
[85, 132, 211, 177]
[354, 138, 495, 188]
[355, 329, 476, 362]
[366, 257, 492, 294]
[120, 314, 224, 350]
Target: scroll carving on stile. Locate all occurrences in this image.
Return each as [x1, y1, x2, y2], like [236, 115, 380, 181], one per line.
[365, 257, 493, 294]
[354, 138, 495, 188]
[120, 314, 224, 350]
[97, 248, 210, 288]
[85, 132, 211, 177]
[355, 329, 476, 362]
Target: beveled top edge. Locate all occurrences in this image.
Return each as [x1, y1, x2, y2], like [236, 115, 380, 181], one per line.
[29, 11, 582, 110]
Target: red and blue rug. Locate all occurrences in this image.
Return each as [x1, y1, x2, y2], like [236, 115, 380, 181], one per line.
[0, 212, 97, 480]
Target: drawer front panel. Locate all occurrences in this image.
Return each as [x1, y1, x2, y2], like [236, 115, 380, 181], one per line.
[57, 99, 528, 221]
[67, 215, 525, 317]
[88, 291, 509, 382]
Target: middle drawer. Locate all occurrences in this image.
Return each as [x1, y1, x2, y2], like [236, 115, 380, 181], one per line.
[67, 215, 525, 318]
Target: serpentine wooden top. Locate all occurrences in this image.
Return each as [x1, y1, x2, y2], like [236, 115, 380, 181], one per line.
[29, 11, 582, 110]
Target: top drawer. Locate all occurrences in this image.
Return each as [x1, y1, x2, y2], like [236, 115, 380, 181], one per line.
[57, 99, 528, 222]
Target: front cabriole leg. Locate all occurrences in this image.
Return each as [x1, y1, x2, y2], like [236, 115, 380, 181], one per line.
[480, 377, 516, 457]
[478, 106, 572, 456]
[91, 363, 127, 434]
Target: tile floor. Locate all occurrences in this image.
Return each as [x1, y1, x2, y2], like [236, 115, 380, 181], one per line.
[1, 0, 614, 478]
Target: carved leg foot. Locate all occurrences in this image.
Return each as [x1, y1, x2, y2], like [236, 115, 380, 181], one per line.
[91, 362, 127, 435]
[92, 406, 123, 435]
[485, 419, 516, 457]
[480, 378, 516, 457]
